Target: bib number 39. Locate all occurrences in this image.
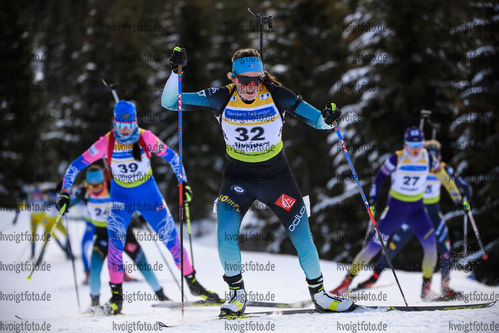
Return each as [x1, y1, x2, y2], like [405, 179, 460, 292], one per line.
[117, 163, 138, 173]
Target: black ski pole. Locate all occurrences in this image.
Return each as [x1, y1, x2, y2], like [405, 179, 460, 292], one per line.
[65, 213, 81, 313]
[466, 208, 488, 260]
[27, 205, 66, 280]
[142, 222, 184, 297]
[332, 114, 409, 307]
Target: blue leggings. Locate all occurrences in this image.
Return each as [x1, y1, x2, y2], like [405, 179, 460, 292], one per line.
[81, 221, 95, 271]
[373, 203, 452, 280]
[349, 197, 437, 278]
[106, 178, 193, 284]
[89, 226, 160, 296]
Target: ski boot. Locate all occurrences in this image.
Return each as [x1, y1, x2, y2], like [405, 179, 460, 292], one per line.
[85, 295, 105, 315]
[309, 275, 355, 312]
[123, 272, 138, 282]
[354, 272, 379, 290]
[219, 274, 246, 317]
[421, 277, 437, 301]
[155, 287, 170, 301]
[329, 273, 354, 296]
[185, 272, 222, 303]
[107, 283, 123, 314]
[438, 279, 463, 301]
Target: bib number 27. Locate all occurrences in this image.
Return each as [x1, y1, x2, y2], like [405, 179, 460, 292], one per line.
[403, 176, 420, 186]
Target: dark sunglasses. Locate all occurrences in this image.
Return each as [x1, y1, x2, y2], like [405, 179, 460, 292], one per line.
[236, 75, 264, 86]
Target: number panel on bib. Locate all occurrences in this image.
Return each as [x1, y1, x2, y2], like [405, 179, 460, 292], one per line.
[86, 195, 110, 226]
[110, 143, 152, 187]
[221, 86, 283, 162]
[390, 150, 430, 201]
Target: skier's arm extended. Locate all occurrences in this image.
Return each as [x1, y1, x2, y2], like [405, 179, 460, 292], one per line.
[61, 135, 108, 194]
[433, 164, 462, 203]
[272, 85, 333, 130]
[161, 72, 229, 113]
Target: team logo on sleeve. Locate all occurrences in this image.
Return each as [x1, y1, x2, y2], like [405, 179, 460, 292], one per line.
[275, 194, 296, 211]
[89, 144, 98, 156]
[196, 90, 206, 97]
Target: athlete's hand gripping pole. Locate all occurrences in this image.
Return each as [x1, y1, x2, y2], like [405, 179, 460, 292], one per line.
[331, 108, 409, 307]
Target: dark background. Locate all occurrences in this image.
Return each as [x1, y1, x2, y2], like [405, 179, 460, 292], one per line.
[1, 0, 498, 284]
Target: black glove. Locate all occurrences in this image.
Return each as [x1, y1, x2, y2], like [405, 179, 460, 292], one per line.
[322, 102, 342, 125]
[56, 193, 70, 214]
[183, 182, 193, 203]
[169, 46, 187, 74]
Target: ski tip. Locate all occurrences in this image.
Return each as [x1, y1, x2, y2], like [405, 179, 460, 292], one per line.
[157, 321, 178, 328]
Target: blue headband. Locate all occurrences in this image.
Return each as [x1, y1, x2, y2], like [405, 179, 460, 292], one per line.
[232, 57, 263, 75]
[87, 169, 104, 184]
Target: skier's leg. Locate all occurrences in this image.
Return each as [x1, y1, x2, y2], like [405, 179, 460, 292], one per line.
[408, 201, 437, 300]
[106, 183, 133, 285]
[81, 221, 96, 283]
[89, 227, 107, 301]
[263, 168, 354, 312]
[356, 224, 413, 289]
[139, 179, 220, 302]
[216, 165, 254, 314]
[30, 214, 42, 258]
[426, 203, 456, 297]
[331, 199, 408, 295]
[123, 227, 161, 293]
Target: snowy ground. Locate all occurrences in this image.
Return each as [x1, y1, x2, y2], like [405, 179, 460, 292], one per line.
[1, 210, 498, 333]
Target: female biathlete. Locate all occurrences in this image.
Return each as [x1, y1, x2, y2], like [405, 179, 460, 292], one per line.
[353, 139, 471, 300]
[56, 100, 220, 314]
[161, 47, 354, 315]
[330, 127, 468, 300]
[71, 165, 173, 313]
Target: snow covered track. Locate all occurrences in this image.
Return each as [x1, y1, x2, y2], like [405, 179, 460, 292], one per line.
[1, 211, 498, 332]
